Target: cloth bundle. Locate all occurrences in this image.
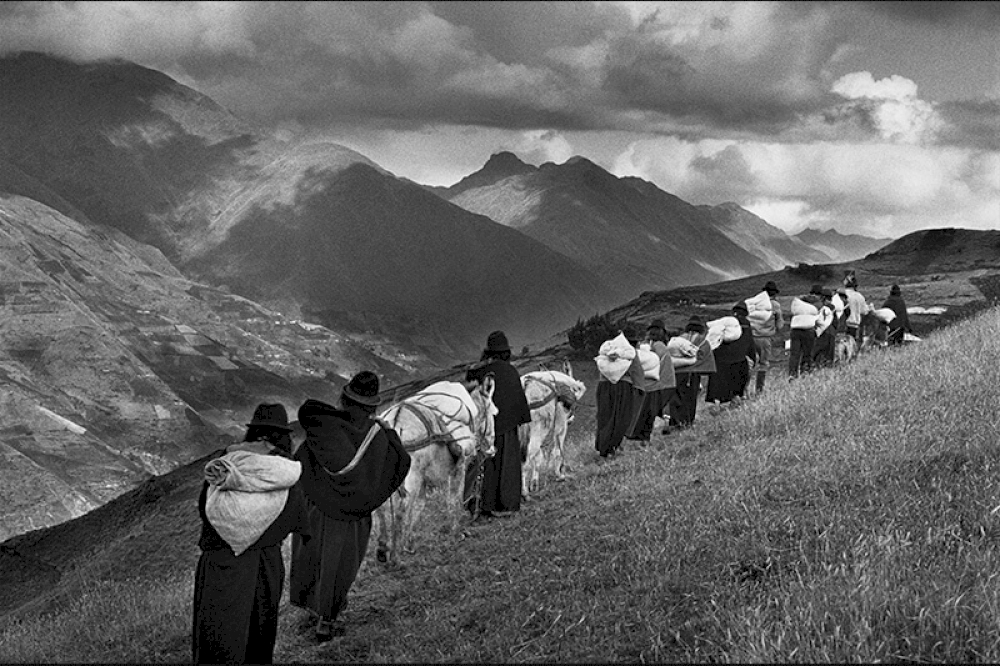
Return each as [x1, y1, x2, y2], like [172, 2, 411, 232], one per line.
[790, 297, 819, 330]
[706, 316, 741, 349]
[873, 307, 897, 323]
[204, 451, 302, 556]
[666, 336, 699, 367]
[636, 344, 661, 380]
[595, 332, 636, 383]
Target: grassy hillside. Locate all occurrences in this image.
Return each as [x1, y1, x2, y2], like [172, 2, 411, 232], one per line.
[2, 307, 1000, 662]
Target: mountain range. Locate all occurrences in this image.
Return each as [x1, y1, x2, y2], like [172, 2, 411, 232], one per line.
[0, 51, 896, 540]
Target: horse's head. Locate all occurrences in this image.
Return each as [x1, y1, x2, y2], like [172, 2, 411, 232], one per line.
[468, 374, 497, 456]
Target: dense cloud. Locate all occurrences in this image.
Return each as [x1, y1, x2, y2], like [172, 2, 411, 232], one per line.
[0, 1, 996, 237]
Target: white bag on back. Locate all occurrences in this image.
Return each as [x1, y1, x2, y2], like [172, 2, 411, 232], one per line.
[595, 332, 636, 383]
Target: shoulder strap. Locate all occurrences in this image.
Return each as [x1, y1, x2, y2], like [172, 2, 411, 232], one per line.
[324, 423, 382, 477]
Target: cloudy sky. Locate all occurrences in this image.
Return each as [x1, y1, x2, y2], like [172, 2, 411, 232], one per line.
[2, 1, 998, 238]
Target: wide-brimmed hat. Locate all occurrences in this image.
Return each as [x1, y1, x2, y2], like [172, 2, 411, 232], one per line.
[732, 301, 748, 314]
[484, 330, 511, 353]
[342, 370, 382, 406]
[763, 280, 780, 295]
[685, 315, 706, 334]
[246, 403, 293, 431]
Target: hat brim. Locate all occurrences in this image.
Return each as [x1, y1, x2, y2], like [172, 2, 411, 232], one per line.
[342, 387, 382, 406]
[245, 422, 294, 432]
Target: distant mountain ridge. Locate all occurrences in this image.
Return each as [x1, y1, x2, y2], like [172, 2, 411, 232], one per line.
[438, 152, 887, 301]
[794, 227, 893, 263]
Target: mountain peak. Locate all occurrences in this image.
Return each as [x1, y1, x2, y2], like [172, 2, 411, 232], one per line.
[445, 151, 535, 196]
[482, 151, 530, 174]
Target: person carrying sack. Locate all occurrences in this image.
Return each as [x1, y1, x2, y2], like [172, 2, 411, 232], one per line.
[289, 372, 411, 641]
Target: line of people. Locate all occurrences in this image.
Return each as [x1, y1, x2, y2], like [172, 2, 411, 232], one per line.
[192, 329, 531, 663]
[593, 274, 915, 458]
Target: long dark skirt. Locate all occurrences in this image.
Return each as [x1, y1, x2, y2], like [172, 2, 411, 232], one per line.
[192, 544, 283, 665]
[670, 373, 701, 427]
[706, 360, 749, 403]
[788, 328, 815, 378]
[627, 388, 675, 440]
[812, 330, 835, 367]
[595, 380, 644, 456]
[289, 503, 371, 622]
[480, 428, 522, 513]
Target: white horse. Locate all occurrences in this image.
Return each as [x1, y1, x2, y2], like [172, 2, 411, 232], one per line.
[518, 359, 587, 501]
[374, 376, 496, 565]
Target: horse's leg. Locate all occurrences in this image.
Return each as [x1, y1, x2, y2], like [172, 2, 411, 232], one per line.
[554, 404, 573, 480]
[375, 504, 390, 564]
[394, 467, 423, 561]
[519, 422, 534, 502]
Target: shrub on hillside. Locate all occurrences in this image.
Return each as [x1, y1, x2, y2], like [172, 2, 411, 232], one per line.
[786, 262, 837, 284]
[567, 313, 622, 358]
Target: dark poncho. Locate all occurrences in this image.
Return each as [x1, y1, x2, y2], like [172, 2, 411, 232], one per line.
[483, 359, 531, 435]
[295, 399, 411, 522]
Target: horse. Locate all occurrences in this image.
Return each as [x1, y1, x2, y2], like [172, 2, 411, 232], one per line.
[834, 310, 887, 365]
[373, 376, 496, 565]
[518, 359, 587, 501]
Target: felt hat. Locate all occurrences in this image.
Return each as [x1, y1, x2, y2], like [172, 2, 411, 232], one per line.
[484, 330, 511, 353]
[763, 280, 780, 295]
[820, 288, 833, 299]
[647, 319, 666, 332]
[732, 301, 749, 314]
[246, 403, 293, 431]
[685, 315, 706, 334]
[810, 284, 824, 296]
[890, 284, 901, 296]
[342, 370, 382, 406]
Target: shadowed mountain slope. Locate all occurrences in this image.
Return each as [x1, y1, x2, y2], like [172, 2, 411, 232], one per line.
[440, 152, 858, 300]
[0, 194, 423, 541]
[0, 52, 614, 361]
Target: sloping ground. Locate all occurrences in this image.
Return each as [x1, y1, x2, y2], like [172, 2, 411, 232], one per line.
[3, 308, 1000, 663]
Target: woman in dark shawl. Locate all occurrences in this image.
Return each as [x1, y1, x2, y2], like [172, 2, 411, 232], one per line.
[594, 324, 647, 458]
[290, 371, 411, 641]
[706, 302, 757, 405]
[473, 331, 531, 517]
[668, 316, 716, 428]
[192, 403, 311, 665]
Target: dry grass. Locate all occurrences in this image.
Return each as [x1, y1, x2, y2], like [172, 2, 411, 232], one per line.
[3, 307, 1000, 662]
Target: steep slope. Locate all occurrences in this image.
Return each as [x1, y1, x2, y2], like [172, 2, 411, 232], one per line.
[0, 52, 613, 361]
[794, 227, 892, 263]
[589, 228, 1000, 345]
[700, 202, 833, 268]
[0, 194, 419, 541]
[443, 153, 778, 299]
